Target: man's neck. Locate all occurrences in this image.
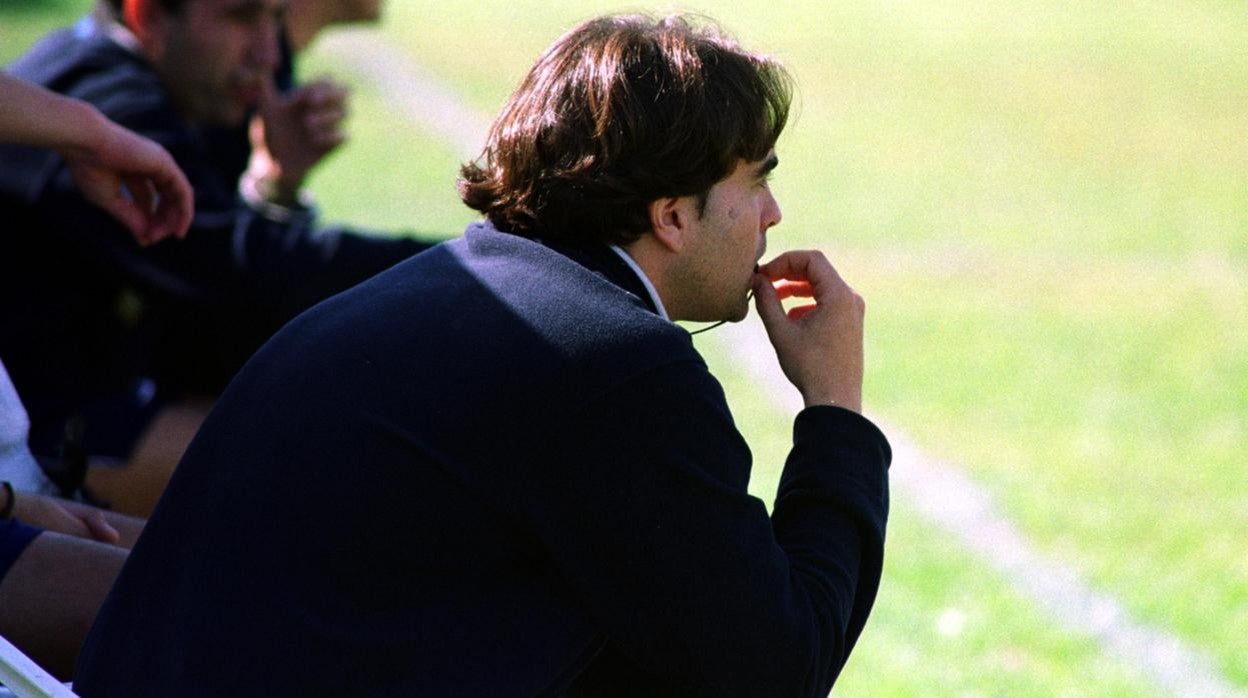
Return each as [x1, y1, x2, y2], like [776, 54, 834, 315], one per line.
[609, 246, 669, 321]
[619, 235, 682, 320]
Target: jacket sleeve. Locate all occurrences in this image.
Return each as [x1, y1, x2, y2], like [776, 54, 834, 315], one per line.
[530, 360, 891, 697]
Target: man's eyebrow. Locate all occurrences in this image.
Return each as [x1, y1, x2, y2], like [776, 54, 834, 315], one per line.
[754, 154, 779, 178]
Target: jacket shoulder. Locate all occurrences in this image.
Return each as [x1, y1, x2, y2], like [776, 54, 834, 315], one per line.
[10, 30, 172, 129]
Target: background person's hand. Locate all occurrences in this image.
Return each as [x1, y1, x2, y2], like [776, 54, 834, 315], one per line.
[11, 490, 121, 546]
[60, 116, 194, 246]
[1, 74, 192, 245]
[753, 250, 865, 412]
[246, 76, 349, 205]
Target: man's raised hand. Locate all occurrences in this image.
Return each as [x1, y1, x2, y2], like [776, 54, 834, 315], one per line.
[61, 116, 194, 246]
[247, 76, 349, 205]
[0, 74, 192, 245]
[752, 250, 865, 413]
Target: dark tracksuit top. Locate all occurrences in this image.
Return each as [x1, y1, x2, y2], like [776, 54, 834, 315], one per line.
[76, 222, 891, 696]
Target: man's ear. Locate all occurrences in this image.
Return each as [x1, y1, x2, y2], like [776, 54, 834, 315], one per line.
[646, 195, 698, 254]
[124, 0, 170, 56]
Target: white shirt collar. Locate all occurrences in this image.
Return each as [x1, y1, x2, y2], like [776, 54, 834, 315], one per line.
[608, 245, 669, 321]
[94, 16, 142, 53]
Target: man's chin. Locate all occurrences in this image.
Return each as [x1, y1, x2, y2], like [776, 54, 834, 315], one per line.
[201, 107, 249, 129]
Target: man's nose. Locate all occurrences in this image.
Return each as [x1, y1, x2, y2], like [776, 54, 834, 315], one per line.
[761, 190, 782, 232]
[247, 21, 281, 70]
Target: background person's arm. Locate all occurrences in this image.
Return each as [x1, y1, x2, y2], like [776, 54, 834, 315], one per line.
[2, 486, 143, 550]
[0, 72, 192, 245]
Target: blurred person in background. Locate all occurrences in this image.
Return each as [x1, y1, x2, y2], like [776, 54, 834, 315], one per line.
[0, 0, 429, 516]
[0, 72, 187, 679]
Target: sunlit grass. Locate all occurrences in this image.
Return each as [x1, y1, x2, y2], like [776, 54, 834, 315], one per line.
[387, 2, 1248, 684]
[0, 0, 86, 64]
[701, 338, 1162, 695]
[298, 50, 472, 236]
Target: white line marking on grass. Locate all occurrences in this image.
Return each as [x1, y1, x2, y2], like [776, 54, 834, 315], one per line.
[316, 28, 1245, 698]
[317, 29, 490, 159]
[717, 319, 1244, 698]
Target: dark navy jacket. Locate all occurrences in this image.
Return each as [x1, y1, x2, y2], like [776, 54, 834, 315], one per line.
[0, 29, 430, 460]
[75, 223, 891, 696]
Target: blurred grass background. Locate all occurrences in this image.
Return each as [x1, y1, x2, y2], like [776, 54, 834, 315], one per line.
[4, 1, 1245, 694]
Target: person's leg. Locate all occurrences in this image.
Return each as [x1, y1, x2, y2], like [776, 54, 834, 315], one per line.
[0, 531, 126, 679]
[85, 399, 212, 517]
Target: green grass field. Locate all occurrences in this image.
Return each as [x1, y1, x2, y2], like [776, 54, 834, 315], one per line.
[4, 1, 1245, 694]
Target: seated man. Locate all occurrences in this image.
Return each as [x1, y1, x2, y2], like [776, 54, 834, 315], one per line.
[76, 14, 891, 696]
[202, 0, 386, 198]
[0, 0, 432, 510]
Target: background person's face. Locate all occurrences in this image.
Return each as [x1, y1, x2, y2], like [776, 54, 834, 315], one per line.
[153, 0, 284, 126]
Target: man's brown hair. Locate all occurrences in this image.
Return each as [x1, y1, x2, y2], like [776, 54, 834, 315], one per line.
[459, 14, 792, 246]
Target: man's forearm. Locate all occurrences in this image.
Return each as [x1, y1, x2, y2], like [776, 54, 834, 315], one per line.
[773, 405, 891, 681]
[0, 74, 106, 154]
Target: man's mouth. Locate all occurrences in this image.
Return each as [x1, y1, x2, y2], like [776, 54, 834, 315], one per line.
[231, 77, 265, 105]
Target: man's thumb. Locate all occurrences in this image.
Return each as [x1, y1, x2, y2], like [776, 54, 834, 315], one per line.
[752, 273, 786, 331]
[82, 510, 122, 545]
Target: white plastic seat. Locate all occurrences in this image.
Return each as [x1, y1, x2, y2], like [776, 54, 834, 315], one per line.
[0, 634, 75, 698]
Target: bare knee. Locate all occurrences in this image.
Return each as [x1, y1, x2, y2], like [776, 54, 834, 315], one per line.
[0, 532, 127, 679]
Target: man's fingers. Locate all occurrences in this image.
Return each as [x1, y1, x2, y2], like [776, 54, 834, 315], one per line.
[148, 160, 195, 239]
[126, 176, 162, 243]
[311, 130, 346, 150]
[303, 107, 347, 150]
[128, 175, 156, 213]
[758, 250, 853, 304]
[772, 280, 813, 301]
[125, 140, 193, 241]
[97, 188, 149, 242]
[752, 273, 789, 331]
[304, 78, 349, 107]
[304, 107, 347, 132]
[756, 250, 818, 281]
[115, 172, 192, 244]
[787, 304, 818, 322]
[81, 510, 122, 545]
[47, 502, 119, 544]
[46, 505, 92, 539]
[292, 79, 349, 113]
